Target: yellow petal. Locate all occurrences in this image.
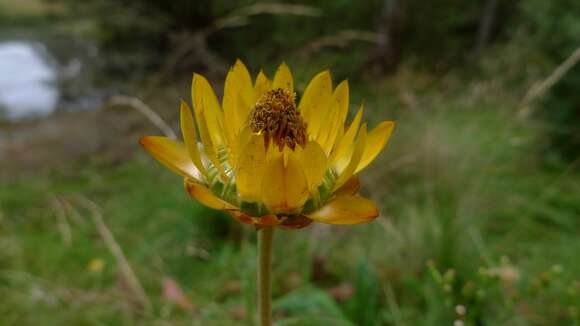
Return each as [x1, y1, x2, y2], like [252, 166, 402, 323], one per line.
[235, 133, 267, 202]
[222, 73, 239, 145]
[223, 60, 254, 140]
[184, 179, 237, 210]
[180, 101, 208, 179]
[229, 126, 253, 168]
[298, 70, 332, 129]
[235, 91, 252, 132]
[232, 59, 253, 102]
[139, 136, 202, 180]
[317, 80, 349, 154]
[335, 176, 361, 196]
[355, 121, 395, 173]
[191, 74, 228, 181]
[195, 110, 228, 181]
[307, 195, 379, 225]
[272, 62, 293, 91]
[330, 104, 363, 163]
[254, 70, 272, 100]
[191, 73, 225, 146]
[296, 141, 328, 191]
[261, 155, 309, 213]
[333, 123, 367, 190]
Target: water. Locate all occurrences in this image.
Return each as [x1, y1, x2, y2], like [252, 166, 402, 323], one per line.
[0, 41, 59, 120]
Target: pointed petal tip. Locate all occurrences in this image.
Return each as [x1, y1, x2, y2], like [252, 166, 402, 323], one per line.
[179, 100, 191, 114]
[139, 136, 203, 179]
[138, 135, 156, 148]
[233, 58, 248, 69]
[191, 73, 208, 85]
[353, 120, 395, 174]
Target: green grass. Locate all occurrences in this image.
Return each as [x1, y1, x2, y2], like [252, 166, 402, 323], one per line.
[1, 59, 580, 324]
[2, 110, 579, 325]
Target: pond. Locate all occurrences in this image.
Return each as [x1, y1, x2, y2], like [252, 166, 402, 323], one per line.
[0, 38, 102, 122]
[0, 41, 59, 120]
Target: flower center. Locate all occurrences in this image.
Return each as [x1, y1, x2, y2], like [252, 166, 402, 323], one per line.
[248, 88, 307, 151]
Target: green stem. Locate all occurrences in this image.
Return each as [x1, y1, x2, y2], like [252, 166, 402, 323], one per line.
[257, 226, 274, 326]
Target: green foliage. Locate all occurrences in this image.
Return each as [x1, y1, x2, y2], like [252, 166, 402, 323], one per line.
[514, 0, 580, 158]
[345, 259, 380, 325]
[274, 286, 348, 322]
[1, 0, 580, 324]
[1, 77, 580, 323]
[42, 0, 522, 75]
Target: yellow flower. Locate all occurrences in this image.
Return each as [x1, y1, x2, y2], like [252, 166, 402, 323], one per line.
[140, 61, 395, 229]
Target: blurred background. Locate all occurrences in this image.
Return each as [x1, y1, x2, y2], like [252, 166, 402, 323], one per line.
[1, 0, 579, 324]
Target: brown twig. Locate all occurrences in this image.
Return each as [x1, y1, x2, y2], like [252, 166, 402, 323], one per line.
[60, 198, 87, 226]
[518, 45, 580, 119]
[72, 195, 153, 313]
[107, 95, 177, 139]
[144, 3, 320, 93]
[206, 3, 320, 35]
[296, 30, 378, 58]
[49, 196, 72, 246]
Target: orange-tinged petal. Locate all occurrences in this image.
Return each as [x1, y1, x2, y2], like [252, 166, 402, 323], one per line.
[229, 211, 255, 224]
[272, 62, 293, 91]
[298, 70, 332, 130]
[184, 179, 237, 210]
[335, 176, 361, 196]
[333, 123, 367, 190]
[278, 215, 313, 229]
[317, 80, 349, 154]
[296, 141, 327, 191]
[355, 121, 395, 173]
[139, 136, 202, 180]
[235, 133, 267, 202]
[261, 155, 309, 213]
[254, 70, 272, 100]
[180, 101, 208, 179]
[307, 195, 379, 225]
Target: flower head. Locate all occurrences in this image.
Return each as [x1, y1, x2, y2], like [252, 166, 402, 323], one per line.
[140, 61, 395, 229]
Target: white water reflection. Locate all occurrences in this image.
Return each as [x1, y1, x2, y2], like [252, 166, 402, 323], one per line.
[0, 41, 59, 120]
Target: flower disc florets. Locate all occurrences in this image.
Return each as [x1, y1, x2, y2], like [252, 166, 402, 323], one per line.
[248, 88, 307, 151]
